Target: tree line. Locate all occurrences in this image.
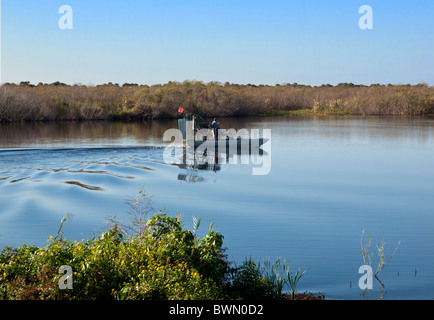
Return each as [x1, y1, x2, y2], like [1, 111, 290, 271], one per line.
[0, 80, 433, 122]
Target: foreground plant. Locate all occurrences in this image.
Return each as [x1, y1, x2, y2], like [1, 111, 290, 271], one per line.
[260, 257, 309, 300]
[359, 229, 401, 299]
[0, 191, 318, 300]
[0, 210, 229, 300]
[0, 216, 314, 300]
[360, 229, 400, 278]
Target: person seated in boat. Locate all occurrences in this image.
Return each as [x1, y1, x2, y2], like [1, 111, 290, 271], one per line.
[211, 118, 221, 140]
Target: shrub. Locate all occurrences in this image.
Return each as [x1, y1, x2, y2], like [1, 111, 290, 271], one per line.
[0, 192, 312, 300]
[229, 258, 277, 300]
[0, 210, 232, 300]
[1, 82, 433, 122]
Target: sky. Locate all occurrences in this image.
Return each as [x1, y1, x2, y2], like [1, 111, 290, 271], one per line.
[1, 0, 433, 86]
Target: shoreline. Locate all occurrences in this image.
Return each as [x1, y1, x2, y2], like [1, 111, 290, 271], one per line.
[1, 82, 433, 122]
[1, 111, 433, 125]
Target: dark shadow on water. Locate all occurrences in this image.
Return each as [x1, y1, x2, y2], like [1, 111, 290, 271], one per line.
[64, 181, 104, 191]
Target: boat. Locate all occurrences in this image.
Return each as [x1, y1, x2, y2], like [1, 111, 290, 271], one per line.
[178, 114, 269, 152]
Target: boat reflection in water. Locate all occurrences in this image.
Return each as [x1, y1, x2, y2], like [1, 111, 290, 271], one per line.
[174, 142, 269, 183]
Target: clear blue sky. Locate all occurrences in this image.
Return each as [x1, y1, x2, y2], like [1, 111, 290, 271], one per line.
[1, 0, 433, 86]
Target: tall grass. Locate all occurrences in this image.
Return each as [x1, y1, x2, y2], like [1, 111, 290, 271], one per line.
[1, 81, 433, 122]
[260, 258, 309, 300]
[360, 229, 400, 278]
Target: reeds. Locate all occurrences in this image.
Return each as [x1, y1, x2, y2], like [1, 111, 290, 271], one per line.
[360, 229, 401, 278]
[260, 257, 309, 300]
[1, 81, 433, 122]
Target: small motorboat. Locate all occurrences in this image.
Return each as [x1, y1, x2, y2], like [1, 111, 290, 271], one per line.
[178, 114, 269, 152]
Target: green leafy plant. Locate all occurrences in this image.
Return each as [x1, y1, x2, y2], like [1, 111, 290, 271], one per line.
[0, 209, 229, 300]
[0, 191, 317, 300]
[230, 258, 276, 300]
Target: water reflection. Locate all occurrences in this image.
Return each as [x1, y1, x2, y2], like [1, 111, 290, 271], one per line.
[175, 148, 221, 183]
[0, 120, 178, 148]
[2, 116, 434, 299]
[173, 143, 268, 183]
[2, 116, 434, 149]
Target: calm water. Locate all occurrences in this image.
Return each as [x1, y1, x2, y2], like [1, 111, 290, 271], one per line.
[1, 116, 434, 300]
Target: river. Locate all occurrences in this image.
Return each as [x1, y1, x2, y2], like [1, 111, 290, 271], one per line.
[1, 116, 434, 300]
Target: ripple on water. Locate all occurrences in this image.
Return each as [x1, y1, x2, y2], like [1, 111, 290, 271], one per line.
[64, 181, 104, 191]
[0, 146, 171, 195]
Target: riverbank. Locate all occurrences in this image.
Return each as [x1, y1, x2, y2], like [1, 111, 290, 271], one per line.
[1, 81, 432, 122]
[260, 109, 434, 117]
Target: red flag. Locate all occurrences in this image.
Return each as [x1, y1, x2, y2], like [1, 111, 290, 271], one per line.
[178, 107, 184, 113]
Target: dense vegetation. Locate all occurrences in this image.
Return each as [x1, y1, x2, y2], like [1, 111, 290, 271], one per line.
[0, 194, 312, 300]
[0, 81, 433, 122]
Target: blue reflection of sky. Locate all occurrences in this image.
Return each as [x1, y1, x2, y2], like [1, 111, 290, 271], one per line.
[1, 117, 434, 299]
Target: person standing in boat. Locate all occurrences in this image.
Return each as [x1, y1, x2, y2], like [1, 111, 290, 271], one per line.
[211, 118, 221, 140]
